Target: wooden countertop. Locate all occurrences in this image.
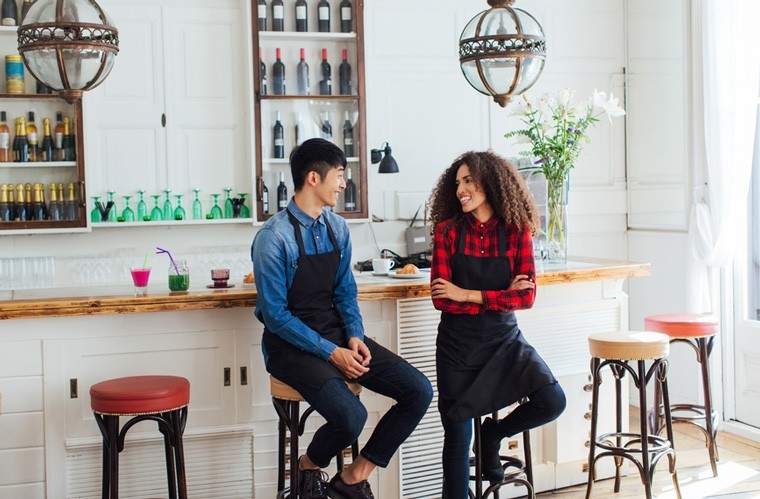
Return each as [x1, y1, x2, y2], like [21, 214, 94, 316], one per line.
[0, 259, 650, 321]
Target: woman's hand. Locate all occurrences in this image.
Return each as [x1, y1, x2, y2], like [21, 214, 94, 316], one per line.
[508, 274, 535, 292]
[432, 278, 472, 303]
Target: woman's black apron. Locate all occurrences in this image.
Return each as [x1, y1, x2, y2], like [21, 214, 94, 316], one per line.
[437, 221, 556, 422]
[262, 209, 398, 392]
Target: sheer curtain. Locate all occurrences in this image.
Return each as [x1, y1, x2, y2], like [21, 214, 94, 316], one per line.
[686, 0, 760, 313]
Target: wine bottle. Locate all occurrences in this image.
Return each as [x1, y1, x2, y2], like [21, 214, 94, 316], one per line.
[273, 111, 285, 159]
[54, 112, 64, 160]
[272, 0, 284, 31]
[320, 112, 333, 140]
[65, 182, 78, 220]
[273, 47, 286, 95]
[20, 0, 35, 22]
[15, 184, 27, 221]
[342, 111, 354, 157]
[344, 167, 356, 212]
[295, 112, 308, 145]
[340, 0, 352, 32]
[262, 182, 270, 214]
[339, 49, 351, 95]
[63, 117, 75, 161]
[319, 48, 332, 95]
[1, 0, 18, 26]
[0, 112, 10, 162]
[260, 48, 268, 95]
[0, 184, 10, 221]
[24, 183, 32, 219]
[295, 0, 307, 32]
[257, 0, 267, 31]
[31, 183, 45, 221]
[318, 0, 330, 32]
[277, 171, 288, 212]
[40, 118, 53, 162]
[296, 48, 310, 95]
[48, 182, 62, 221]
[16, 117, 29, 163]
[26, 111, 38, 162]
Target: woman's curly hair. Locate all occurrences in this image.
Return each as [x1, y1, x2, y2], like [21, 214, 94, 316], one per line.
[429, 151, 540, 233]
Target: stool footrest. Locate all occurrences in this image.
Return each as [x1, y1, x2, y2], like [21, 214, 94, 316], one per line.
[596, 432, 672, 454]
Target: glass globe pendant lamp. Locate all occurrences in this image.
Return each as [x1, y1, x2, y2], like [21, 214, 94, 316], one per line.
[17, 0, 119, 102]
[459, 0, 546, 107]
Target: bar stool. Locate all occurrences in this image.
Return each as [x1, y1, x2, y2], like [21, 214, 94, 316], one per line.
[270, 376, 362, 499]
[90, 375, 190, 499]
[585, 332, 681, 499]
[645, 313, 720, 476]
[469, 410, 534, 499]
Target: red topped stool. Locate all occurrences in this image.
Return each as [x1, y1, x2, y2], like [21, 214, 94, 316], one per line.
[90, 375, 190, 499]
[645, 313, 719, 476]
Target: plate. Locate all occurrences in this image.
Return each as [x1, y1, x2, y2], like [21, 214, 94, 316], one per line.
[388, 270, 428, 280]
[206, 283, 236, 289]
[241, 282, 256, 289]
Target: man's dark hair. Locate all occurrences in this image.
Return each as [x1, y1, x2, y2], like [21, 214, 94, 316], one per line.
[289, 138, 347, 191]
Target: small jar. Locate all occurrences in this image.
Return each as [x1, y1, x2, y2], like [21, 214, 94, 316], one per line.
[168, 259, 190, 292]
[5, 55, 25, 94]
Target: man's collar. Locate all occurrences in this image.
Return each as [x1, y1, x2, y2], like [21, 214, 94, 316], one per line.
[288, 199, 325, 228]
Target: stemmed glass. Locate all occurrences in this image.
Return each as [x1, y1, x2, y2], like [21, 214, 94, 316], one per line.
[223, 187, 233, 219]
[136, 190, 148, 221]
[173, 194, 186, 220]
[121, 195, 135, 222]
[150, 194, 163, 221]
[90, 196, 102, 223]
[107, 191, 117, 222]
[192, 188, 203, 220]
[210, 194, 223, 219]
[238, 193, 251, 218]
[162, 189, 173, 220]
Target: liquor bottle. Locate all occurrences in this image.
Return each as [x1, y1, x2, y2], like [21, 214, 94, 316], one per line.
[65, 183, 78, 220]
[12, 118, 19, 161]
[296, 48, 310, 95]
[257, 0, 267, 31]
[277, 171, 288, 212]
[48, 182, 62, 221]
[295, 112, 309, 145]
[273, 47, 286, 95]
[342, 111, 354, 157]
[41, 118, 53, 161]
[63, 116, 75, 161]
[15, 184, 27, 221]
[1, 0, 18, 26]
[32, 183, 45, 220]
[35, 79, 52, 95]
[339, 49, 351, 95]
[57, 183, 65, 219]
[340, 0, 352, 32]
[259, 48, 268, 95]
[0, 112, 10, 162]
[344, 167, 356, 212]
[54, 112, 64, 160]
[262, 181, 270, 215]
[24, 183, 32, 219]
[0, 184, 9, 221]
[318, 0, 330, 32]
[273, 111, 285, 159]
[16, 117, 29, 162]
[295, 0, 307, 32]
[319, 48, 332, 95]
[26, 111, 38, 162]
[272, 0, 284, 31]
[320, 112, 333, 140]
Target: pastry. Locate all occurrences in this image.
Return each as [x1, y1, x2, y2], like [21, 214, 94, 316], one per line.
[243, 272, 254, 284]
[396, 264, 420, 275]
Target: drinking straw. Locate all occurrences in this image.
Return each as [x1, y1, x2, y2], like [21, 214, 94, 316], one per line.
[155, 247, 180, 275]
[142, 253, 150, 269]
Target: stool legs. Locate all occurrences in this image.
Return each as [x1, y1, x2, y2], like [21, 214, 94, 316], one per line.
[698, 337, 719, 476]
[659, 363, 683, 498]
[585, 358, 601, 499]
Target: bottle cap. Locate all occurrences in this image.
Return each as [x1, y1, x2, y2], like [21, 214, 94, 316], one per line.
[322, 48, 328, 59]
[28, 111, 35, 121]
[300, 48, 305, 59]
[342, 49, 348, 59]
[276, 47, 282, 59]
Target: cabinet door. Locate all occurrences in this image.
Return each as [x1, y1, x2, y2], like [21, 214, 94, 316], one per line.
[84, 3, 168, 196]
[163, 2, 252, 201]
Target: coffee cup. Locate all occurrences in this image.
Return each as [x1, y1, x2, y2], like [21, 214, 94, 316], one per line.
[372, 258, 395, 275]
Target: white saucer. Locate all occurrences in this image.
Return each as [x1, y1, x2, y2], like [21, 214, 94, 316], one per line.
[388, 270, 427, 279]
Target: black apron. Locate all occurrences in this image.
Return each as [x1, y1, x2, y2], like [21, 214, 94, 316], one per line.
[262, 209, 399, 392]
[436, 221, 556, 422]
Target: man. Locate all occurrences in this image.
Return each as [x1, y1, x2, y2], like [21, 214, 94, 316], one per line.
[252, 138, 433, 499]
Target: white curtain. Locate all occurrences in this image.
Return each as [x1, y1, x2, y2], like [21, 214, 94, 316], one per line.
[687, 0, 760, 313]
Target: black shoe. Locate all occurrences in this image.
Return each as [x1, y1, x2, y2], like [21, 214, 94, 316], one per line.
[298, 467, 329, 499]
[327, 473, 375, 499]
[478, 417, 505, 483]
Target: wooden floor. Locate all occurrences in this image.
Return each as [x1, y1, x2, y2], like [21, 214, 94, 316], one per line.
[540, 411, 760, 498]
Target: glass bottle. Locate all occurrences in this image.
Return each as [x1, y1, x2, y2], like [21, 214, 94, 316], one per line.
[150, 194, 163, 221]
[210, 194, 223, 219]
[90, 195, 102, 223]
[192, 188, 202, 220]
[0, 184, 10, 221]
[136, 190, 147, 221]
[162, 188, 172, 220]
[121, 195, 135, 222]
[65, 183, 78, 221]
[223, 187, 233, 218]
[173, 194, 186, 220]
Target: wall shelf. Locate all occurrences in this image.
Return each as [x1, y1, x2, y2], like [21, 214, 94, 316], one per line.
[259, 31, 356, 42]
[1, 161, 77, 169]
[0, 26, 18, 34]
[92, 218, 254, 228]
[263, 157, 359, 164]
[259, 94, 359, 101]
[0, 93, 69, 100]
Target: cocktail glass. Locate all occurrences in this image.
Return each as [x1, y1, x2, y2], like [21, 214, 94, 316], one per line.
[150, 194, 163, 221]
[173, 194, 186, 220]
[210, 194, 223, 219]
[107, 191, 117, 222]
[136, 190, 148, 221]
[238, 193, 250, 218]
[192, 188, 202, 220]
[162, 189, 173, 220]
[122, 195, 135, 222]
[90, 196, 102, 223]
[223, 187, 233, 218]
[130, 267, 151, 296]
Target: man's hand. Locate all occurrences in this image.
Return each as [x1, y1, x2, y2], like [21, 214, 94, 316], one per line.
[431, 278, 470, 302]
[329, 345, 370, 379]
[348, 337, 372, 367]
[508, 274, 535, 292]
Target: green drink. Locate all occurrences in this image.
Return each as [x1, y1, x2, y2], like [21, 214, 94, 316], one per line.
[168, 260, 190, 292]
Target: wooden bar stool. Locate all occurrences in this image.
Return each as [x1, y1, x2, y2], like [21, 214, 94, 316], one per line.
[469, 409, 534, 499]
[90, 375, 190, 499]
[270, 376, 362, 499]
[585, 332, 682, 499]
[645, 313, 720, 476]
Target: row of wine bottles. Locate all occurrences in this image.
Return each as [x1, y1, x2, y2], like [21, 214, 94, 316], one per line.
[0, 182, 79, 222]
[261, 167, 357, 215]
[257, 0, 353, 33]
[1, 0, 35, 27]
[272, 110, 354, 159]
[261, 47, 351, 96]
[0, 111, 76, 163]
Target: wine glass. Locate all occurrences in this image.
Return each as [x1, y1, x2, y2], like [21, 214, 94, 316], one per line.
[136, 190, 148, 221]
[90, 195, 102, 223]
[121, 195, 135, 222]
[107, 191, 118, 222]
[223, 187, 233, 218]
[162, 189, 173, 220]
[210, 194, 223, 219]
[238, 193, 251, 218]
[192, 188, 203, 220]
[150, 194, 163, 221]
[173, 194, 186, 220]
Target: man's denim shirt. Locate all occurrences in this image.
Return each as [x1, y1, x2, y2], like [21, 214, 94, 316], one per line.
[251, 199, 365, 362]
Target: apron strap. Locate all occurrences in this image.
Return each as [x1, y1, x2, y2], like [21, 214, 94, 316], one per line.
[286, 209, 307, 256]
[498, 223, 507, 256]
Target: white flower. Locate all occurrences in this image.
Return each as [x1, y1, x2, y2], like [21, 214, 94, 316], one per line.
[558, 88, 573, 108]
[512, 134, 533, 145]
[592, 89, 626, 122]
[592, 89, 607, 109]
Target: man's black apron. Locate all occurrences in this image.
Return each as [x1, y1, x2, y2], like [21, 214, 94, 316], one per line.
[437, 221, 556, 422]
[263, 209, 399, 392]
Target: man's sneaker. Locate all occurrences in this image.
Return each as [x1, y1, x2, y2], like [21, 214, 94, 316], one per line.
[298, 467, 329, 499]
[326, 473, 375, 499]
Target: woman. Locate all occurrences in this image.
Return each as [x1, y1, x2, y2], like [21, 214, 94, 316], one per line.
[429, 151, 566, 497]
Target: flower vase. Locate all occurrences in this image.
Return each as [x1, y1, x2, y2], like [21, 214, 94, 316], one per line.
[546, 177, 569, 263]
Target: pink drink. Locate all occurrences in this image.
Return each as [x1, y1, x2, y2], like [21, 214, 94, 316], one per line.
[130, 268, 151, 287]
